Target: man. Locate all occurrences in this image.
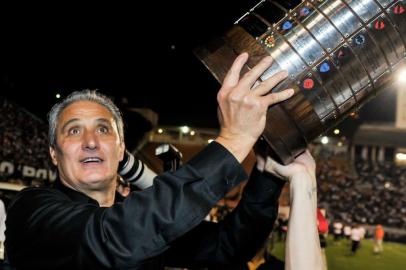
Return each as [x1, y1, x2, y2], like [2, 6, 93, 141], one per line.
[5, 53, 316, 269]
[373, 224, 384, 254]
[350, 224, 362, 255]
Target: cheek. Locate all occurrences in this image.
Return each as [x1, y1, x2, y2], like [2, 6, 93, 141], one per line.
[114, 144, 125, 160]
[58, 142, 80, 161]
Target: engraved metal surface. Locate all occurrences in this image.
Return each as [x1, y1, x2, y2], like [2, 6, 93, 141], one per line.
[316, 0, 361, 38]
[303, 6, 343, 51]
[376, 0, 395, 7]
[260, 31, 308, 80]
[252, 0, 406, 121]
[280, 21, 325, 65]
[349, 29, 389, 80]
[331, 44, 371, 92]
[344, 0, 381, 23]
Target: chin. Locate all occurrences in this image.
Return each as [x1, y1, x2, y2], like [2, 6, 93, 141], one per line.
[81, 174, 115, 189]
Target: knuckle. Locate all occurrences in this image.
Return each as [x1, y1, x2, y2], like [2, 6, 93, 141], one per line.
[217, 90, 224, 100]
[229, 93, 241, 104]
[245, 96, 261, 108]
[242, 95, 252, 104]
[216, 93, 222, 103]
[217, 89, 228, 102]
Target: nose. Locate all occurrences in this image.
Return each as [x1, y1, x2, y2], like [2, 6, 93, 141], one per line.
[82, 130, 99, 151]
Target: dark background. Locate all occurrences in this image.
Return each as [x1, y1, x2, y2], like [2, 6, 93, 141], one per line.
[0, 1, 397, 139]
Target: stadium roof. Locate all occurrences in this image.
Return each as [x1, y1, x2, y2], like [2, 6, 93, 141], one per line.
[353, 123, 406, 147]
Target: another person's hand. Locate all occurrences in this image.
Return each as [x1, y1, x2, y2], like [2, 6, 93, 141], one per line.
[215, 53, 294, 162]
[257, 150, 316, 182]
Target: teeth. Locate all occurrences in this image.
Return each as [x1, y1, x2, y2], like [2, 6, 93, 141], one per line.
[82, 157, 102, 163]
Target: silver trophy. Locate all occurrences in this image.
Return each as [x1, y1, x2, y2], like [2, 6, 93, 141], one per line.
[196, 0, 406, 164]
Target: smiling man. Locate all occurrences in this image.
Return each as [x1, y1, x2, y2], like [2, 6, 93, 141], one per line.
[4, 53, 317, 270]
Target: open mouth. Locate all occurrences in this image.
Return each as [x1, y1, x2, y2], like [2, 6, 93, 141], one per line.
[80, 157, 104, 164]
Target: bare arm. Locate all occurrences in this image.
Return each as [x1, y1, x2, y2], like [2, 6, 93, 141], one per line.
[259, 151, 323, 270]
[285, 156, 322, 270]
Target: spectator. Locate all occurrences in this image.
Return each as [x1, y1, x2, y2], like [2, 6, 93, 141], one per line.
[343, 224, 352, 240]
[350, 224, 362, 255]
[317, 208, 329, 270]
[373, 224, 385, 254]
[333, 221, 343, 241]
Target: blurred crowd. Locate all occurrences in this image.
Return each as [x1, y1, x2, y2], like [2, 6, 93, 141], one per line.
[317, 157, 406, 230]
[0, 99, 52, 182]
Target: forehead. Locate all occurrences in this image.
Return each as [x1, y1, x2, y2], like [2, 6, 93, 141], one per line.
[58, 100, 114, 125]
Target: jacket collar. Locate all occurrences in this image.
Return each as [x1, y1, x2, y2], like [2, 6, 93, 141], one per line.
[53, 178, 125, 205]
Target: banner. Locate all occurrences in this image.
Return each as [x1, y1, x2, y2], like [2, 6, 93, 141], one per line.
[0, 160, 56, 182]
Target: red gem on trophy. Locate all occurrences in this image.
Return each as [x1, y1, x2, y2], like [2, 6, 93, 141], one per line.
[303, 78, 314, 89]
[394, 4, 405, 14]
[337, 49, 345, 59]
[374, 20, 385, 30]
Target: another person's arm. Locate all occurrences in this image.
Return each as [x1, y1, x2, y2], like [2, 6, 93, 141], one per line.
[262, 151, 323, 270]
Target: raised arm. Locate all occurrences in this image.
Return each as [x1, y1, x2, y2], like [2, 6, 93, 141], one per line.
[260, 150, 323, 270]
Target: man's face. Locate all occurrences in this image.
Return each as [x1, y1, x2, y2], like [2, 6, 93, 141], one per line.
[50, 101, 125, 192]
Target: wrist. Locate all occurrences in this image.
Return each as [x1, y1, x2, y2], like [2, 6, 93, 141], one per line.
[289, 171, 317, 188]
[215, 133, 256, 163]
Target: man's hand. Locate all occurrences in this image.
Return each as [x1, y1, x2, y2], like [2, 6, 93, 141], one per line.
[215, 53, 294, 162]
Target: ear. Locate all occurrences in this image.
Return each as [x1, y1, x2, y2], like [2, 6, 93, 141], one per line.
[118, 142, 125, 162]
[49, 146, 58, 166]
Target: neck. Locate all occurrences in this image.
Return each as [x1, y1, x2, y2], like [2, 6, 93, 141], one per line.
[87, 187, 116, 207]
[60, 178, 116, 207]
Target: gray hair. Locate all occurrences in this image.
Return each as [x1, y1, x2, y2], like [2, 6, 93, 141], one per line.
[48, 90, 124, 147]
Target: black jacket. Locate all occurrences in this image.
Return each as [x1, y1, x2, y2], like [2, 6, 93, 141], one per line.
[5, 142, 284, 269]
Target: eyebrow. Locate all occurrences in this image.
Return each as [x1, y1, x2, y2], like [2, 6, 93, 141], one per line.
[95, 118, 113, 126]
[60, 118, 113, 133]
[61, 118, 80, 133]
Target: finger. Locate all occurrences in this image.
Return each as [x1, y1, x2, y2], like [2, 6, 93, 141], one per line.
[222, 52, 249, 88]
[265, 156, 287, 180]
[263, 88, 294, 106]
[256, 155, 266, 172]
[239, 56, 273, 88]
[252, 70, 289, 96]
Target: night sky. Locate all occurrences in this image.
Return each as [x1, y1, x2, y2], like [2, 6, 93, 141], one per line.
[0, 1, 398, 140]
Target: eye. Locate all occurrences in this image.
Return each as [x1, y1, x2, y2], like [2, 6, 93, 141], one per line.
[68, 127, 81, 135]
[97, 126, 109, 134]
